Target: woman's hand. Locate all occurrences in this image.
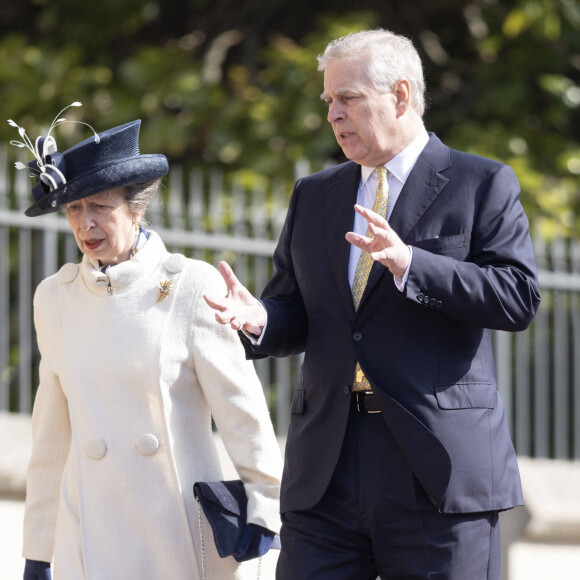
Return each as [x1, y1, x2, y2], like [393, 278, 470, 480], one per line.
[23, 559, 52, 580]
[233, 524, 276, 562]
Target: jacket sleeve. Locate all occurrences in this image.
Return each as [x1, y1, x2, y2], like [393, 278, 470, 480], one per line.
[22, 279, 71, 562]
[190, 264, 283, 534]
[245, 180, 308, 360]
[405, 164, 540, 331]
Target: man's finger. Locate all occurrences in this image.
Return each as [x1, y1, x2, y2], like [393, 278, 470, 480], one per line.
[203, 294, 227, 311]
[367, 222, 388, 239]
[213, 309, 234, 324]
[217, 261, 241, 291]
[345, 231, 371, 250]
[354, 203, 382, 221]
[354, 204, 390, 229]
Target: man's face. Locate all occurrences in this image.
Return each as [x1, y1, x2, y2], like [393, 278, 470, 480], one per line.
[322, 59, 400, 167]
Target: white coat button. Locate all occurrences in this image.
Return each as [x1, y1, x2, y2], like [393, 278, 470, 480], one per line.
[135, 433, 160, 456]
[85, 438, 107, 460]
[165, 254, 184, 274]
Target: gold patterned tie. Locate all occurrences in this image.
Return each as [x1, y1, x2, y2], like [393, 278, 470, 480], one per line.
[352, 165, 389, 391]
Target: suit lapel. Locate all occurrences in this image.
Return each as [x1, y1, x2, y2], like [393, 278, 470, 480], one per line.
[361, 134, 451, 305]
[324, 162, 361, 319]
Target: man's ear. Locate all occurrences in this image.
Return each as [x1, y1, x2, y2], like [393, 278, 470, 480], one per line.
[394, 80, 412, 116]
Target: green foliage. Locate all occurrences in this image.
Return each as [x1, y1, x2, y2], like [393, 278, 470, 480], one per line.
[424, 0, 580, 236]
[1, 0, 579, 235]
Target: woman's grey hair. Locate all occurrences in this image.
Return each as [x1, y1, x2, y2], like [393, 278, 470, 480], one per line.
[124, 179, 161, 227]
[317, 29, 426, 117]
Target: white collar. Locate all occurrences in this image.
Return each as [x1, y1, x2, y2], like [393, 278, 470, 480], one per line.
[82, 230, 165, 294]
[89, 227, 150, 272]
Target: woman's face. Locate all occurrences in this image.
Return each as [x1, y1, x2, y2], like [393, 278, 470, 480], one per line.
[65, 188, 138, 267]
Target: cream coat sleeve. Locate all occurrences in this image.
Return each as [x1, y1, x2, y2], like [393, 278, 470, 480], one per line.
[189, 263, 283, 533]
[22, 277, 71, 562]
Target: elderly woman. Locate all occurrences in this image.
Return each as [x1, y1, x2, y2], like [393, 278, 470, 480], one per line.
[11, 110, 283, 580]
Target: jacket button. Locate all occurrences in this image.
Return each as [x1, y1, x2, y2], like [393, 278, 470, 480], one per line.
[436, 301, 442, 308]
[429, 297, 436, 306]
[85, 438, 107, 460]
[417, 293, 424, 302]
[423, 295, 430, 304]
[352, 332, 363, 342]
[165, 254, 184, 274]
[136, 433, 160, 456]
[343, 385, 351, 395]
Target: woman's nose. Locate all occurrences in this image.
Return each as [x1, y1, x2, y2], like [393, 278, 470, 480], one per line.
[79, 210, 95, 231]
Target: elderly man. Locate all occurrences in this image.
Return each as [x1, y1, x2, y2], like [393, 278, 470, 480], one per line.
[205, 28, 540, 579]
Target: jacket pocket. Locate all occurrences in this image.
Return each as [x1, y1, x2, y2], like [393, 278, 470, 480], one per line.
[435, 382, 496, 410]
[291, 388, 306, 414]
[412, 233, 466, 254]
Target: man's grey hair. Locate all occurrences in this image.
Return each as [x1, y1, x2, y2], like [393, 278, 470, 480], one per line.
[317, 29, 426, 116]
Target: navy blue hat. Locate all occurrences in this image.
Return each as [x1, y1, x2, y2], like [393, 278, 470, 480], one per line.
[9, 106, 168, 217]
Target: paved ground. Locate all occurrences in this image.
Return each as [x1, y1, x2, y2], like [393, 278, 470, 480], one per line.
[509, 542, 580, 580]
[1, 498, 25, 579]
[5, 500, 580, 579]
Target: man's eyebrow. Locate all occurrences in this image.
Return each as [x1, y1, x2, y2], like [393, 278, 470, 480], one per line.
[320, 88, 360, 101]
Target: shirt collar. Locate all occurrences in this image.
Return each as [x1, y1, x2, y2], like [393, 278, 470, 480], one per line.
[360, 128, 430, 186]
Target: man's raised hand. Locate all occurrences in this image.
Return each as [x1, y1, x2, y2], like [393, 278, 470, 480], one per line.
[345, 204, 410, 279]
[203, 261, 266, 336]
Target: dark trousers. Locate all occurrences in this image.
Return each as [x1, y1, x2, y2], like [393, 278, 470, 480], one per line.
[276, 403, 501, 580]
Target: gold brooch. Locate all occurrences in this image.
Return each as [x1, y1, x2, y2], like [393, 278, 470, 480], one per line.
[156, 279, 173, 302]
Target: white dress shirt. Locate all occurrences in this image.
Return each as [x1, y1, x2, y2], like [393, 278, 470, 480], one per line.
[249, 128, 430, 342]
[348, 128, 430, 288]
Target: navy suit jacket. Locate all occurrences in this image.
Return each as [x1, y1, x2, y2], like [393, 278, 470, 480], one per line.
[243, 133, 540, 515]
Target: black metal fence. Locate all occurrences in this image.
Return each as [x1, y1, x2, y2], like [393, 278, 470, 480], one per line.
[1, 143, 579, 457]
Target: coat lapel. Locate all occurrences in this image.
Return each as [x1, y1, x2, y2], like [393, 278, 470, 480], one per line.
[324, 161, 361, 319]
[361, 134, 451, 305]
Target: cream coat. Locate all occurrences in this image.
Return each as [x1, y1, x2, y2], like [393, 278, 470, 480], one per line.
[22, 231, 282, 580]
